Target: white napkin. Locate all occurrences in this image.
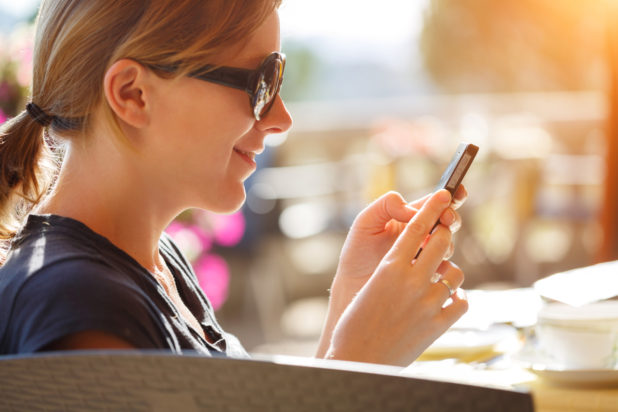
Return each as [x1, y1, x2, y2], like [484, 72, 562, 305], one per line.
[534, 261, 618, 307]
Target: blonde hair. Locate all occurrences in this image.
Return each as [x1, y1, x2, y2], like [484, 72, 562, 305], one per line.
[0, 0, 282, 264]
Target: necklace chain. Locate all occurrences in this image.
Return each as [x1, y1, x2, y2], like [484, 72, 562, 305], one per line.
[150, 261, 209, 342]
[151, 264, 176, 292]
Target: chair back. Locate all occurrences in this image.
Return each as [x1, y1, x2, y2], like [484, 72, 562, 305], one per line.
[0, 352, 534, 411]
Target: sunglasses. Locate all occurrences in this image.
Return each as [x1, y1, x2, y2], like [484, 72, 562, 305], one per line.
[151, 52, 285, 121]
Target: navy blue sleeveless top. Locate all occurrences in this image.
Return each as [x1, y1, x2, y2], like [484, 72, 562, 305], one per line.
[0, 214, 247, 357]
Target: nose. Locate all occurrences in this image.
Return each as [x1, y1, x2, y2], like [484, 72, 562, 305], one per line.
[256, 95, 293, 134]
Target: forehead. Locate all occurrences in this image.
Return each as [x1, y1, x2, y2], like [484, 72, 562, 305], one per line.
[223, 11, 281, 68]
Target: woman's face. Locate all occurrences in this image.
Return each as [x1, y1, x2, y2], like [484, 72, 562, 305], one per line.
[145, 11, 292, 213]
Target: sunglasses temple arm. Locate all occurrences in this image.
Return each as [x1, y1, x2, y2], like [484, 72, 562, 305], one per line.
[190, 68, 255, 94]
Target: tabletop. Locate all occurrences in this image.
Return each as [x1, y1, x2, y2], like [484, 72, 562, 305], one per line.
[400, 287, 618, 412]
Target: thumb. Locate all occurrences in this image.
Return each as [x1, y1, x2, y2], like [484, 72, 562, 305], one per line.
[354, 191, 416, 233]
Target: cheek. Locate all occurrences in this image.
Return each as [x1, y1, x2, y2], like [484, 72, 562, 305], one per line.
[171, 96, 254, 148]
[176, 124, 254, 181]
[156, 76, 252, 125]
[151, 79, 255, 173]
[179, 77, 253, 123]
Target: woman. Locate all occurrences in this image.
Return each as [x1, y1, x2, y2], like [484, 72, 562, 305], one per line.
[0, 0, 467, 366]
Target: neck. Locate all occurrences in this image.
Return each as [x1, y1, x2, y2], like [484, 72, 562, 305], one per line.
[37, 139, 182, 273]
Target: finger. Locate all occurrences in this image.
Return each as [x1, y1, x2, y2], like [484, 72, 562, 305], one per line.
[438, 207, 462, 233]
[443, 240, 454, 260]
[451, 184, 468, 210]
[412, 224, 452, 276]
[439, 288, 469, 325]
[435, 260, 460, 276]
[356, 191, 416, 231]
[432, 261, 464, 302]
[390, 190, 451, 260]
[382, 192, 418, 224]
[414, 184, 468, 211]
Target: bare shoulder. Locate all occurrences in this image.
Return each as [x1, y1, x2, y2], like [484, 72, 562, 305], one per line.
[43, 330, 136, 351]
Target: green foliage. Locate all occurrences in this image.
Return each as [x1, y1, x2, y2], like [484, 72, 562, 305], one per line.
[0, 61, 26, 118]
[421, 0, 607, 93]
[0, 25, 34, 123]
[280, 40, 319, 102]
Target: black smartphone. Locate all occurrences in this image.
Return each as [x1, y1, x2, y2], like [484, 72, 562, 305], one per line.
[435, 142, 479, 196]
[414, 142, 478, 259]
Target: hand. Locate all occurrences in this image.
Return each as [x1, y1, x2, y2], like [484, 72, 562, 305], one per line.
[317, 188, 469, 365]
[335, 185, 467, 287]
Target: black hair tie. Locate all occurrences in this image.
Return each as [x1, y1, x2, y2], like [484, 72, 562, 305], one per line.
[7, 172, 20, 188]
[26, 102, 54, 127]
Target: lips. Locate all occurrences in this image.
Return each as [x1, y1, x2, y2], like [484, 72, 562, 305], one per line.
[234, 148, 256, 161]
[233, 147, 259, 169]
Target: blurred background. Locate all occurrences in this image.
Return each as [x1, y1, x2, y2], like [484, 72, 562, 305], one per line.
[2, 0, 617, 356]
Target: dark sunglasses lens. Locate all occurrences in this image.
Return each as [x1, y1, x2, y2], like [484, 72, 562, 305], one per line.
[253, 57, 283, 120]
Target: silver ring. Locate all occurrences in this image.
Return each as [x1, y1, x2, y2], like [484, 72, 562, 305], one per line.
[438, 278, 455, 296]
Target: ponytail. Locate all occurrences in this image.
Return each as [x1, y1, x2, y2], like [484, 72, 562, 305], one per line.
[0, 109, 57, 264]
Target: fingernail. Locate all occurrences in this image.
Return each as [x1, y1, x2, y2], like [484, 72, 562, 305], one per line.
[452, 198, 464, 209]
[449, 218, 461, 233]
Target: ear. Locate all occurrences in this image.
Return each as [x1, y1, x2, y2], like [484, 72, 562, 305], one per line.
[103, 59, 151, 128]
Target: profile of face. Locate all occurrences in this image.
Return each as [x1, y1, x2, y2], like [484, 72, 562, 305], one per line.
[121, 11, 293, 214]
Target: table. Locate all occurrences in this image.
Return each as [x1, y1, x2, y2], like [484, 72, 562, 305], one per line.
[400, 288, 618, 412]
[402, 359, 618, 412]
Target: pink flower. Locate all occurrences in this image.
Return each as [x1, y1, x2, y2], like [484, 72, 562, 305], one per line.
[165, 208, 244, 311]
[213, 212, 245, 246]
[194, 254, 230, 311]
[0, 109, 6, 125]
[192, 210, 246, 247]
[213, 212, 246, 247]
[165, 221, 212, 261]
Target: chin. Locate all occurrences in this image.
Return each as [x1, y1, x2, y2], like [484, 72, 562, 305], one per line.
[202, 188, 246, 214]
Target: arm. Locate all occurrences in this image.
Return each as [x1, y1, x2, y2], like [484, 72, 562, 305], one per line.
[42, 330, 137, 351]
[11, 259, 166, 353]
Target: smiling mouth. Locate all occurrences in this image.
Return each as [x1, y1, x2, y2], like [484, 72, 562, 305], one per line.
[234, 148, 257, 165]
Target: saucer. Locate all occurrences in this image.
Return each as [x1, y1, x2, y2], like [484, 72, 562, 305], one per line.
[530, 368, 618, 387]
[513, 345, 618, 387]
[421, 324, 518, 360]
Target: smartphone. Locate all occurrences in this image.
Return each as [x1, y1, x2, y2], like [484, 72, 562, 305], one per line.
[435, 142, 479, 196]
[414, 142, 478, 259]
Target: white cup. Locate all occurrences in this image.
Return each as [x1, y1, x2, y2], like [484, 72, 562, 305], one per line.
[536, 301, 618, 369]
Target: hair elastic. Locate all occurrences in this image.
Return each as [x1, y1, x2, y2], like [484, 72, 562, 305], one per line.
[26, 102, 54, 127]
[7, 173, 20, 188]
